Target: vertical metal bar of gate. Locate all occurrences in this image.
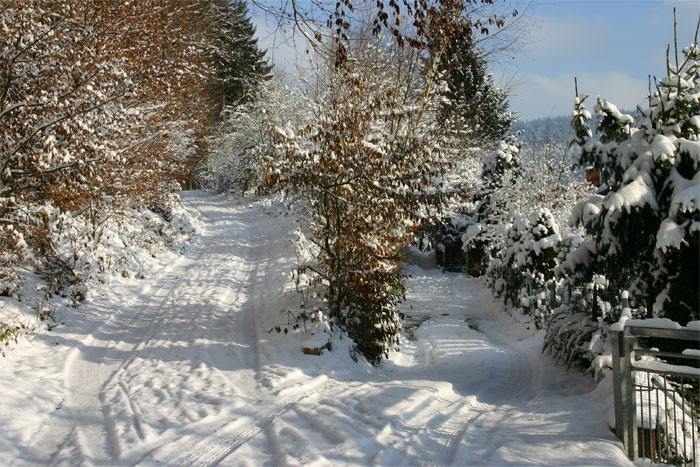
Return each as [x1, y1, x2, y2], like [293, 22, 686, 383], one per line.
[624, 333, 638, 460]
[612, 329, 626, 446]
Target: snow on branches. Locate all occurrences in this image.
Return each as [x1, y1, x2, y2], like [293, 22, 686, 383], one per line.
[562, 42, 699, 325]
[544, 36, 699, 374]
[0, 0, 220, 350]
[462, 134, 592, 327]
[263, 39, 455, 363]
[204, 77, 296, 194]
[1, 1, 215, 209]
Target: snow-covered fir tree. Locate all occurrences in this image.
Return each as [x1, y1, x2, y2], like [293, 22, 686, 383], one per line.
[462, 138, 520, 275]
[428, 32, 517, 272]
[438, 28, 516, 149]
[544, 37, 699, 374]
[560, 42, 699, 325]
[490, 209, 562, 327]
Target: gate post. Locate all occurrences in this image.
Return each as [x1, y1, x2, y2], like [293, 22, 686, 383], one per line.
[611, 328, 638, 460]
[611, 329, 626, 444]
[623, 333, 638, 460]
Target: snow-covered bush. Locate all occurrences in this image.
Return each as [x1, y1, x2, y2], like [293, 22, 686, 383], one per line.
[462, 131, 592, 322]
[0, 1, 218, 353]
[204, 78, 301, 194]
[543, 305, 607, 372]
[487, 209, 562, 327]
[462, 138, 521, 276]
[0, 224, 32, 297]
[0, 196, 198, 354]
[543, 274, 618, 374]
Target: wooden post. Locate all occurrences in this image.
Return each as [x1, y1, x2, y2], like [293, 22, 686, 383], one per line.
[592, 283, 599, 320]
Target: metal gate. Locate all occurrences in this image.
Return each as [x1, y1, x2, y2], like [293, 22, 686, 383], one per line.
[611, 324, 700, 465]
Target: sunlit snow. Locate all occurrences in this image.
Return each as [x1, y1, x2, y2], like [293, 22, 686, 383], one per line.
[0, 192, 630, 465]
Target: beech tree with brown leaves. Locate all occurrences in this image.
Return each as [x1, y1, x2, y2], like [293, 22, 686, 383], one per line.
[263, 35, 460, 363]
[0, 0, 224, 345]
[250, 0, 518, 64]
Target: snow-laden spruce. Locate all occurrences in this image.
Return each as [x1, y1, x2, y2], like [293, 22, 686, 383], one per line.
[545, 39, 700, 372]
[460, 130, 592, 329]
[561, 42, 699, 325]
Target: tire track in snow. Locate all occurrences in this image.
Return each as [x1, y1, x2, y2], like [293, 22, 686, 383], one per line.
[387, 277, 549, 467]
[430, 350, 541, 465]
[44, 229, 214, 464]
[151, 204, 340, 465]
[155, 376, 338, 466]
[21, 194, 303, 465]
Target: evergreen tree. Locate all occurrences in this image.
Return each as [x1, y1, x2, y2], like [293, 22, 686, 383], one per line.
[438, 32, 515, 148]
[212, 0, 272, 113]
[560, 42, 700, 325]
[493, 209, 561, 326]
[432, 30, 516, 274]
[462, 138, 520, 275]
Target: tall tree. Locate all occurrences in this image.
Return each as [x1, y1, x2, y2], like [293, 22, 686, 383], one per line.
[249, 0, 516, 66]
[560, 41, 700, 325]
[211, 0, 272, 114]
[264, 38, 455, 363]
[438, 31, 515, 148]
[0, 0, 217, 298]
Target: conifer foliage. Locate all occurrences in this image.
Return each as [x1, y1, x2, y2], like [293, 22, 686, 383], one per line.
[203, 0, 276, 194]
[438, 31, 515, 148]
[493, 209, 561, 325]
[543, 34, 699, 372]
[462, 138, 520, 275]
[211, 0, 272, 113]
[560, 42, 700, 325]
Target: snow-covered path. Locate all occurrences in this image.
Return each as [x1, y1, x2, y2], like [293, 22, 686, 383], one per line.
[0, 191, 630, 466]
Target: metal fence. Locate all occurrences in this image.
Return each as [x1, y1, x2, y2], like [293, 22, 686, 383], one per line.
[612, 325, 700, 465]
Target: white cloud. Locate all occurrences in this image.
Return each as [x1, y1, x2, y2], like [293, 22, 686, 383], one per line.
[505, 2, 698, 121]
[511, 70, 648, 121]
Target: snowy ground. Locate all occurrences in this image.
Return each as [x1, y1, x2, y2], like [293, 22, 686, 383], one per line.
[0, 191, 631, 466]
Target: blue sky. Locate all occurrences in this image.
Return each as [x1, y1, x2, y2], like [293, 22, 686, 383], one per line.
[506, 0, 700, 120]
[253, 0, 700, 121]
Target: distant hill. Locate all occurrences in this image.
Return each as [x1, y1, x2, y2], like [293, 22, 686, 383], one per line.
[513, 108, 637, 148]
[512, 115, 571, 148]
